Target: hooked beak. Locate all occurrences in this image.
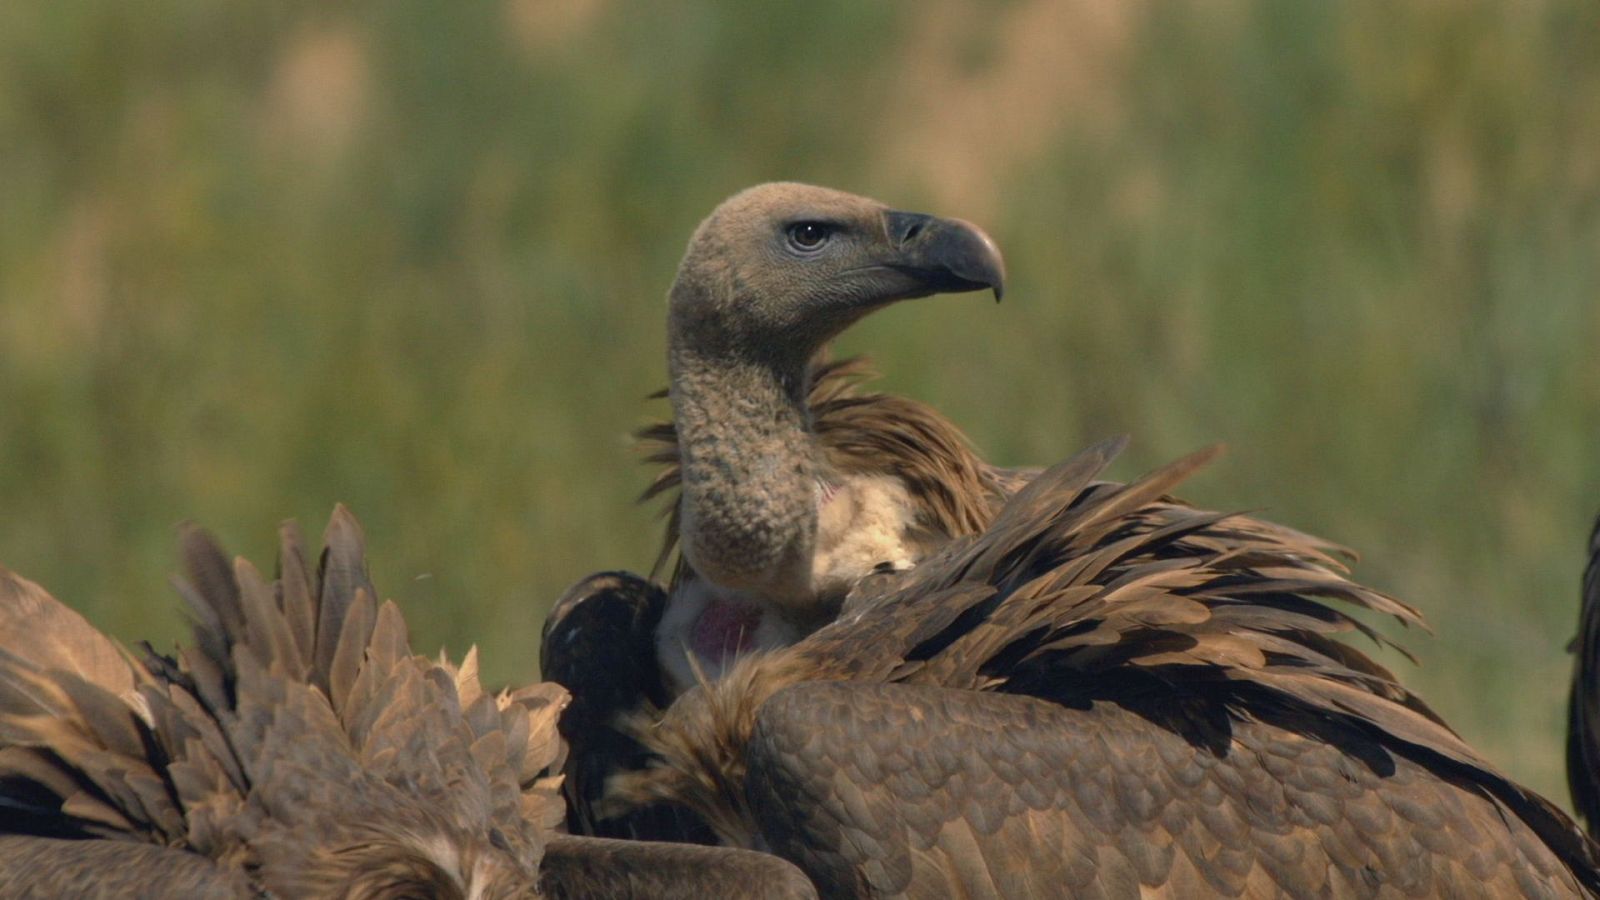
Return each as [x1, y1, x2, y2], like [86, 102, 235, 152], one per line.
[882, 210, 1006, 302]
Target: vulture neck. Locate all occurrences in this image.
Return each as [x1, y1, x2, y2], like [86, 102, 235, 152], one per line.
[667, 328, 825, 625]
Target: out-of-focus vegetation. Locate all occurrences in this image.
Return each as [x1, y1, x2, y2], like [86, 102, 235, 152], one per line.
[1, 1, 1596, 800]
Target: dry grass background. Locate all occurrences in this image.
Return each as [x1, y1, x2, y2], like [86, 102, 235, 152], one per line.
[1, 0, 1597, 802]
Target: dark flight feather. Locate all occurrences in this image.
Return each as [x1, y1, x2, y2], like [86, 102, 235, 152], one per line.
[1569, 512, 1600, 831]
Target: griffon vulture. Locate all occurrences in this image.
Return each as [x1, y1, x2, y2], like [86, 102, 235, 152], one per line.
[0, 508, 815, 899]
[599, 440, 1600, 898]
[543, 182, 1599, 894]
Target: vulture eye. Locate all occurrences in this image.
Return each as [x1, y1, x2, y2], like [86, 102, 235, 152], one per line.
[786, 222, 833, 252]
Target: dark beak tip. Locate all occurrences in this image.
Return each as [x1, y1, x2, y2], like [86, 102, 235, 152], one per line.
[953, 217, 1005, 302]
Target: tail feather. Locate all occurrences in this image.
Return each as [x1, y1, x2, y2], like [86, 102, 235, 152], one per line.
[178, 526, 245, 674]
[0, 567, 142, 696]
[312, 505, 377, 697]
[233, 556, 304, 682]
[0, 568, 188, 843]
[276, 520, 318, 676]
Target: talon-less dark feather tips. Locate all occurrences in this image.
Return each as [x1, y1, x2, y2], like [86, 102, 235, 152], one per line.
[1569, 512, 1600, 832]
[0, 510, 816, 899]
[612, 441, 1600, 899]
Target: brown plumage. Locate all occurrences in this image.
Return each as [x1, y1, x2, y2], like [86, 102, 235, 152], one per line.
[1569, 512, 1600, 831]
[540, 571, 720, 845]
[540, 835, 814, 900]
[0, 508, 816, 899]
[606, 440, 1600, 898]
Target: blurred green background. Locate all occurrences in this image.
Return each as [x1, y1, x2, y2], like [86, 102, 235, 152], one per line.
[1, 1, 1597, 802]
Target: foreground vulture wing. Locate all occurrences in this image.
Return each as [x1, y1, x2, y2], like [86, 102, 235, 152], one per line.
[0, 508, 815, 899]
[1569, 512, 1600, 831]
[603, 441, 1600, 898]
[540, 572, 721, 844]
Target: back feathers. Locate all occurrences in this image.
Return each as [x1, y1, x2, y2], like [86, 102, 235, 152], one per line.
[0, 506, 568, 898]
[616, 439, 1600, 885]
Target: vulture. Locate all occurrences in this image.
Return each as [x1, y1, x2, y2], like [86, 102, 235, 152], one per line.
[0, 507, 816, 899]
[1569, 512, 1600, 831]
[542, 181, 1599, 895]
[596, 440, 1600, 898]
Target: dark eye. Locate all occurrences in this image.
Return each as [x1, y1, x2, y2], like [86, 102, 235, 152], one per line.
[786, 222, 832, 251]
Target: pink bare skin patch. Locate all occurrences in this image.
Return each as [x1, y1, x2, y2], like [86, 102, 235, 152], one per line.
[690, 597, 762, 665]
[816, 478, 841, 509]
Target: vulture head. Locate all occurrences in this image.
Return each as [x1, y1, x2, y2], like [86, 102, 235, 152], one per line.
[668, 182, 1005, 365]
[662, 184, 1005, 688]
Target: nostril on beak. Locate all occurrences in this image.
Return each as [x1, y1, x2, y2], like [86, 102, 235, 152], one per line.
[885, 210, 935, 247]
